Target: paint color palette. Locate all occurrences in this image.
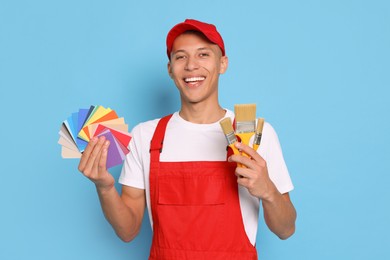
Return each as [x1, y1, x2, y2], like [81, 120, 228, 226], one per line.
[58, 105, 131, 168]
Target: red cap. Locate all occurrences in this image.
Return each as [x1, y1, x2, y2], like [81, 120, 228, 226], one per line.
[166, 19, 225, 59]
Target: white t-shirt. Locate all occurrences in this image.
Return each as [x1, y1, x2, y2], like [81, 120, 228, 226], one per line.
[119, 110, 293, 245]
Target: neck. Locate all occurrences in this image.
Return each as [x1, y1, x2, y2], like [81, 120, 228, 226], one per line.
[179, 103, 226, 124]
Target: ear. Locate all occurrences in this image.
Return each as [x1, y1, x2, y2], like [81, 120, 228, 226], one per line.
[219, 56, 228, 74]
[167, 61, 173, 78]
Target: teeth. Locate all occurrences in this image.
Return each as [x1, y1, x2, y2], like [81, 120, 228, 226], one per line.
[184, 77, 205, 82]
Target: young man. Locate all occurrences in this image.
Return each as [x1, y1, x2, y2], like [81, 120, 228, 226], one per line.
[78, 19, 296, 259]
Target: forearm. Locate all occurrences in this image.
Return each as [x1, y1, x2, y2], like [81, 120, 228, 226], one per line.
[262, 190, 296, 240]
[96, 185, 142, 242]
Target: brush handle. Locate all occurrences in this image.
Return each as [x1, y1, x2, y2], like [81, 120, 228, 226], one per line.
[234, 133, 254, 168]
[235, 132, 254, 147]
[228, 142, 247, 168]
[236, 132, 254, 159]
[253, 134, 261, 150]
[228, 143, 240, 156]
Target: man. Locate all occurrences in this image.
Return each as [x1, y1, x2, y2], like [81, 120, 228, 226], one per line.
[78, 19, 296, 259]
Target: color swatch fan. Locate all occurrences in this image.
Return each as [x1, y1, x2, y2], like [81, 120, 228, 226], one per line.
[58, 105, 131, 168]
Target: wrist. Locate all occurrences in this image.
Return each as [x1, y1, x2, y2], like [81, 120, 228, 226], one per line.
[261, 184, 281, 204]
[95, 182, 115, 196]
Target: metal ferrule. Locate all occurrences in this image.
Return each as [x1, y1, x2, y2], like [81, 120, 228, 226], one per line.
[253, 133, 262, 145]
[226, 132, 237, 145]
[236, 121, 256, 133]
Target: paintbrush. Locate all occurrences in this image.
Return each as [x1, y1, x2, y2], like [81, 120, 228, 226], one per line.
[234, 104, 256, 147]
[253, 118, 265, 151]
[219, 117, 240, 156]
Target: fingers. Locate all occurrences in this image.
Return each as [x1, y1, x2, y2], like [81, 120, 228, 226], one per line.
[93, 139, 109, 173]
[234, 164, 261, 182]
[78, 137, 98, 171]
[98, 142, 109, 171]
[236, 174, 252, 187]
[229, 142, 266, 167]
[78, 136, 109, 177]
[228, 142, 266, 179]
[228, 142, 274, 199]
[235, 142, 261, 161]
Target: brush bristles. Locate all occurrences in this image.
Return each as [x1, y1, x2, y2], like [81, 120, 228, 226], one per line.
[256, 118, 265, 134]
[219, 118, 237, 145]
[234, 104, 256, 122]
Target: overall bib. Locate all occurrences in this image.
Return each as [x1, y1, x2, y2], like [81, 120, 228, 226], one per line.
[149, 115, 258, 260]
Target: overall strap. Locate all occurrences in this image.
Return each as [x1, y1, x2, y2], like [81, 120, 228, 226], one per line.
[150, 114, 173, 162]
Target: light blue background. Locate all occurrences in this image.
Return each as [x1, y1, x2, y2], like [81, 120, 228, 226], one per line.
[1, 0, 389, 259]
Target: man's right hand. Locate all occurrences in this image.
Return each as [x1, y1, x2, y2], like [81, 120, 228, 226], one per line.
[77, 136, 145, 242]
[78, 136, 115, 192]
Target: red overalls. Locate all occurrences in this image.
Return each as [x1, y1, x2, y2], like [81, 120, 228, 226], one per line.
[149, 115, 258, 260]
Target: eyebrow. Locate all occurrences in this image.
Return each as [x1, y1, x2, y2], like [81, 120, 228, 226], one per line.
[173, 47, 213, 58]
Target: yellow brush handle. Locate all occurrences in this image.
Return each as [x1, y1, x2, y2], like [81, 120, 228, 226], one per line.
[228, 143, 247, 168]
[228, 143, 240, 155]
[236, 132, 253, 147]
[232, 133, 254, 168]
[236, 132, 253, 161]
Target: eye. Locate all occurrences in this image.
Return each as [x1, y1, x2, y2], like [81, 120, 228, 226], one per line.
[199, 52, 210, 58]
[174, 54, 186, 60]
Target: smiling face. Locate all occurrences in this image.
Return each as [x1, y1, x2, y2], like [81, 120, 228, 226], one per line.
[168, 31, 228, 108]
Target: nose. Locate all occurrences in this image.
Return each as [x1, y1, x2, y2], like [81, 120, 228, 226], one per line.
[184, 56, 199, 71]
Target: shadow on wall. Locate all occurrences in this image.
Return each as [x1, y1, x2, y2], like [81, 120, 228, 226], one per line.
[124, 67, 180, 121]
[151, 82, 179, 117]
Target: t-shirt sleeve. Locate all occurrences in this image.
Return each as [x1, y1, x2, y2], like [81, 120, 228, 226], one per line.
[259, 122, 294, 194]
[118, 124, 146, 189]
